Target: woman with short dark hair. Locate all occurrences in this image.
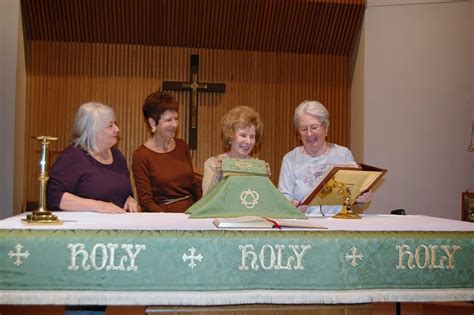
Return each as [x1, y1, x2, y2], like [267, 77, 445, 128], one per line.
[132, 91, 202, 212]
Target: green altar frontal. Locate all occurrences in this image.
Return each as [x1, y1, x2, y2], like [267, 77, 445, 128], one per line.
[1, 229, 473, 291]
[1, 213, 473, 305]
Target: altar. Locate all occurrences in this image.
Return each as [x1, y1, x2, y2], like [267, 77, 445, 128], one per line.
[0, 213, 473, 306]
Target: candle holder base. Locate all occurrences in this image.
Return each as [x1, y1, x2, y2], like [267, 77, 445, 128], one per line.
[333, 211, 361, 219]
[22, 210, 62, 224]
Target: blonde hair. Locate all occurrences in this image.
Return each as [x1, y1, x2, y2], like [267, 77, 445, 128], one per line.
[72, 102, 115, 153]
[221, 106, 263, 149]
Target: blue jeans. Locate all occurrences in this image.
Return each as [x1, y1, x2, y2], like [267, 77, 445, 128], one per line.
[65, 305, 106, 315]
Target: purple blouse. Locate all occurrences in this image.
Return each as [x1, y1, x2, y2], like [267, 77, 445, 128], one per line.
[46, 146, 132, 210]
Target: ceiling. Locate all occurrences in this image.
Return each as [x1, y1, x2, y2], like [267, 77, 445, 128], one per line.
[21, 0, 365, 56]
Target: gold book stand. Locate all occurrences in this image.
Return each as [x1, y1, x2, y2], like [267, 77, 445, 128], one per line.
[320, 178, 361, 219]
[301, 164, 387, 220]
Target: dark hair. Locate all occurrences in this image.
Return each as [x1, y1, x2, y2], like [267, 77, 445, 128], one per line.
[143, 91, 179, 125]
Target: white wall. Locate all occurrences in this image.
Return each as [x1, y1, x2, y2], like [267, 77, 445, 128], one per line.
[14, 4, 26, 218]
[0, 0, 20, 219]
[350, 21, 366, 164]
[353, 0, 474, 219]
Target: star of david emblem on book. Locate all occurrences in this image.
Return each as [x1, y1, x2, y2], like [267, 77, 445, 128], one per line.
[240, 189, 260, 209]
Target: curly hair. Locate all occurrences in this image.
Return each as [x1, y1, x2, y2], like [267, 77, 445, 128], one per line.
[142, 91, 179, 127]
[221, 106, 263, 149]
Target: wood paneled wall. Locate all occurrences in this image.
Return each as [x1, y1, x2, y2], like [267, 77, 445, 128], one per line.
[24, 41, 350, 208]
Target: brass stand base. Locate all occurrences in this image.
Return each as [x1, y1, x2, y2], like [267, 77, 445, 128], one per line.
[22, 211, 62, 224]
[333, 204, 361, 219]
[333, 212, 361, 219]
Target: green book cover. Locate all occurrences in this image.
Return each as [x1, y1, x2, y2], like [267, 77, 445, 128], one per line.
[222, 158, 267, 176]
[187, 175, 306, 219]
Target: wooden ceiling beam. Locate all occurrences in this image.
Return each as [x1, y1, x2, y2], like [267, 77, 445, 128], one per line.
[21, 0, 365, 56]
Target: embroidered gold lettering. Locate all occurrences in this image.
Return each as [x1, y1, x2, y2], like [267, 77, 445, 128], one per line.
[275, 245, 293, 270]
[122, 244, 146, 271]
[259, 245, 276, 270]
[239, 244, 311, 271]
[239, 244, 259, 270]
[396, 245, 415, 269]
[68, 243, 90, 271]
[396, 244, 461, 270]
[428, 245, 445, 269]
[441, 245, 461, 269]
[90, 244, 108, 270]
[415, 244, 429, 269]
[68, 243, 146, 272]
[106, 243, 125, 271]
[289, 245, 311, 270]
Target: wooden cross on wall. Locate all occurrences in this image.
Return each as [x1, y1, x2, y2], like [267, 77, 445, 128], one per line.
[162, 55, 226, 150]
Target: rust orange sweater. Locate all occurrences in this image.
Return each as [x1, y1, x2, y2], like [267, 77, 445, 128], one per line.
[132, 139, 202, 212]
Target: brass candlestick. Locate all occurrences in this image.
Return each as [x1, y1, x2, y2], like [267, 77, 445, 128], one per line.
[23, 136, 61, 224]
[323, 179, 361, 219]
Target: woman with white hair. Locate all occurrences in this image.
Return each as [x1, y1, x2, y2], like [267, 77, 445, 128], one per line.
[47, 102, 137, 213]
[278, 100, 371, 215]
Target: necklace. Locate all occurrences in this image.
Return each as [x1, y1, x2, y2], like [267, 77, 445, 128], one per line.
[302, 143, 330, 157]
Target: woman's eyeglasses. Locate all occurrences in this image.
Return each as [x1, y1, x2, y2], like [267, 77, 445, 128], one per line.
[298, 124, 323, 134]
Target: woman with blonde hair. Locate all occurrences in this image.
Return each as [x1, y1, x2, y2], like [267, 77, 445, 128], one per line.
[202, 106, 264, 194]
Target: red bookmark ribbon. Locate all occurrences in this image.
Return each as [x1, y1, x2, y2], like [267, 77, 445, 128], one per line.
[264, 217, 281, 229]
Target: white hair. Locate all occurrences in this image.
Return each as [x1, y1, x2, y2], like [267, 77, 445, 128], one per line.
[294, 100, 330, 130]
[72, 102, 115, 153]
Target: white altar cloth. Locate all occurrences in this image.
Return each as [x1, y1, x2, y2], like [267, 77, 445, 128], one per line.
[1, 212, 473, 231]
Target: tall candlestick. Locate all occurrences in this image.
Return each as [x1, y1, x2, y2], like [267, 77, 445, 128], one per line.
[23, 136, 61, 224]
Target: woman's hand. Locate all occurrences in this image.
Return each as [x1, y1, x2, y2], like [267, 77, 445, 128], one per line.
[265, 162, 272, 177]
[291, 199, 308, 213]
[94, 200, 126, 214]
[124, 196, 139, 212]
[59, 192, 126, 213]
[214, 157, 224, 178]
[355, 191, 373, 204]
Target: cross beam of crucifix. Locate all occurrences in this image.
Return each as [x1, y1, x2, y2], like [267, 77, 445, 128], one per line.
[162, 55, 226, 150]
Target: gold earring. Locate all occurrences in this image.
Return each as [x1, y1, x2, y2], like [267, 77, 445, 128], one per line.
[151, 126, 156, 134]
